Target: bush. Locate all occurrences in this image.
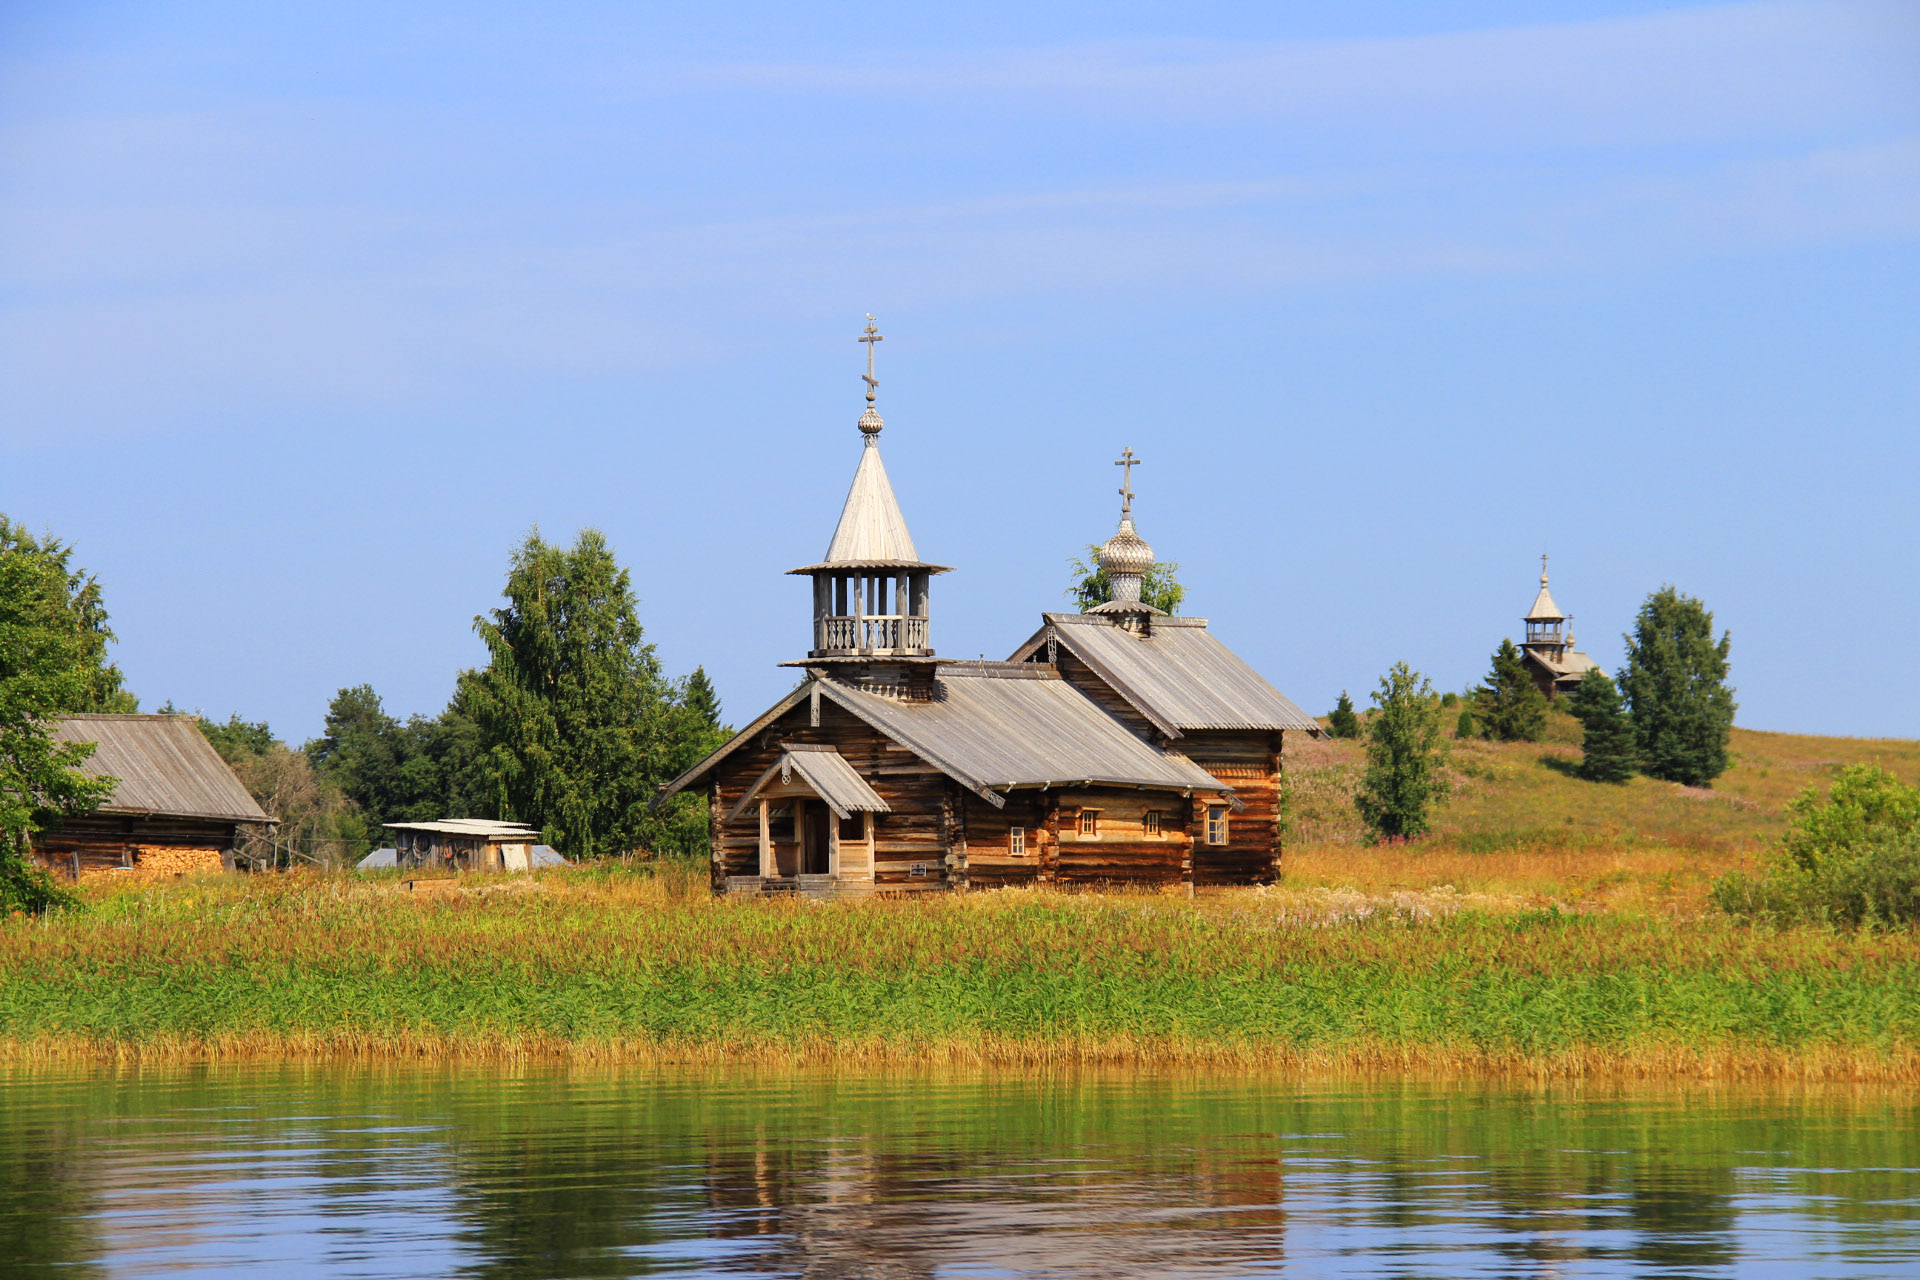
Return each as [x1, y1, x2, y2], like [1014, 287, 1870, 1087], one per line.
[1454, 707, 1477, 739]
[1713, 765, 1920, 927]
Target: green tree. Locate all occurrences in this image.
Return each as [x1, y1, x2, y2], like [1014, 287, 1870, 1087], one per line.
[1617, 586, 1736, 787]
[1454, 706, 1477, 739]
[1326, 691, 1360, 740]
[1354, 662, 1450, 842]
[1566, 669, 1636, 783]
[1065, 545, 1185, 614]
[0, 519, 122, 912]
[1472, 638, 1547, 742]
[465, 529, 680, 860]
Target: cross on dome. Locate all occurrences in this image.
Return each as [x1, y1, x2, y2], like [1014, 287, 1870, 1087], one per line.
[1115, 447, 1140, 518]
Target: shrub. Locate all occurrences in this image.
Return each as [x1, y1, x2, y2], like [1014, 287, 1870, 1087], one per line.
[1713, 765, 1920, 927]
[1454, 707, 1477, 739]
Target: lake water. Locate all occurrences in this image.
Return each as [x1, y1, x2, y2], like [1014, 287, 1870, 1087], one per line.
[3, 1067, 1917, 1278]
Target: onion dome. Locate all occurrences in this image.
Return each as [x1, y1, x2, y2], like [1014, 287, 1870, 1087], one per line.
[1098, 517, 1155, 586]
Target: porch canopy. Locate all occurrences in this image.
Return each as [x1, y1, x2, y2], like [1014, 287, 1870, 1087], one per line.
[726, 746, 889, 823]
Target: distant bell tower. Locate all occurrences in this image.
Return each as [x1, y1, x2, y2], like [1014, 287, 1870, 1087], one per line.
[1522, 554, 1569, 663]
[783, 317, 950, 695]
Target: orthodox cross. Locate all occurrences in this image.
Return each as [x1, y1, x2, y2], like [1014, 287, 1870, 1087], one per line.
[1115, 446, 1140, 517]
[1540, 552, 1549, 580]
[859, 315, 883, 404]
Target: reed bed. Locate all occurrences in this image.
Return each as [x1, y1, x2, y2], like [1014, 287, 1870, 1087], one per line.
[4, 871, 1918, 1080]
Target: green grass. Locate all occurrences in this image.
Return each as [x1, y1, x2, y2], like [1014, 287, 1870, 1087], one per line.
[3, 871, 1917, 1079]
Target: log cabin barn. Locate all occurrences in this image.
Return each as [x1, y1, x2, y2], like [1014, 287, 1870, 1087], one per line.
[31, 713, 272, 881]
[1518, 556, 1602, 700]
[657, 318, 1321, 896]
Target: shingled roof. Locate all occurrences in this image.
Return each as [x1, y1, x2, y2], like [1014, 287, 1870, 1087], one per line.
[1009, 614, 1322, 738]
[51, 714, 271, 823]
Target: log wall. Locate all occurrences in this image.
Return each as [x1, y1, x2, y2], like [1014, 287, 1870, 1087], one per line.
[1053, 790, 1193, 887]
[708, 701, 954, 889]
[1181, 730, 1284, 885]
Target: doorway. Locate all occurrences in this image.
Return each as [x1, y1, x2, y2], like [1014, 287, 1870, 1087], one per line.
[804, 805, 832, 875]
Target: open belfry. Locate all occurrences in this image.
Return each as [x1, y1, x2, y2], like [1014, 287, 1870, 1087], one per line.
[659, 318, 1321, 894]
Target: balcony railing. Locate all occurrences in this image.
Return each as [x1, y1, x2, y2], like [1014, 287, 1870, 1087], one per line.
[821, 615, 929, 651]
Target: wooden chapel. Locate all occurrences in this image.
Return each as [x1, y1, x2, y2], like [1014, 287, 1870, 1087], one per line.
[656, 319, 1322, 895]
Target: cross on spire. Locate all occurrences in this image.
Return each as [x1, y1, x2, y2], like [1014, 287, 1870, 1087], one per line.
[858, 315, 883, 405]
[1114, 447, 1140, 517]
[1540, 552, 1549, 582]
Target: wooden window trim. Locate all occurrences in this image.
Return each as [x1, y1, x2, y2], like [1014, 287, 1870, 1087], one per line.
[1009, 826, 1026, 856]
[1143, 810, 1162, 836]
[1078, 809, 1101, 839]
[1205, 805, 1229, 846]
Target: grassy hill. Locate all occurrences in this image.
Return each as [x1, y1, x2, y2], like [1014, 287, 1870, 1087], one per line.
[1281, 711, 1920, 915]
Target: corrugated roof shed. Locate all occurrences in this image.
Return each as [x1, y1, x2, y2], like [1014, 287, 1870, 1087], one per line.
[51, 714, 271, 823]
[1015, 614, 1322, 735]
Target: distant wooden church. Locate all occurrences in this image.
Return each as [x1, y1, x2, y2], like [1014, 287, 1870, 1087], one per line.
[1518, 557, 1602, 700]
[658, 320, 1321, 895]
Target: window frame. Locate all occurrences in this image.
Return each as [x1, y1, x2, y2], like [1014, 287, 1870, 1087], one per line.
[1143, 810, 1162, 836]
[1205, 804, 1229, 846]
[1009, 825, 1026, 856]
[1078, 808, 1101, 839]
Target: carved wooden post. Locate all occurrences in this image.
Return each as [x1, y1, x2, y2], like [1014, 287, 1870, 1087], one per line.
[709, 780, 724, 894]
[828, 807, 841, 877]
[758, 799, 772, 878]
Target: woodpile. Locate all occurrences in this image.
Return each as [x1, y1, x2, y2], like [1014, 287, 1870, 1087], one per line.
[76, 846, 224, 882]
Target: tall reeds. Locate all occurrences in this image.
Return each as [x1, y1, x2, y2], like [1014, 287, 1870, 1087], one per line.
[3, 872, 1917, 1079]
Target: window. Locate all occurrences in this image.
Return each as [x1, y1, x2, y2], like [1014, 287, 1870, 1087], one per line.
[1009, 826, 1026, 856]
[1078, 809, 1101, 838]
[1206, 805, 1229, 846]
[1143, 810, 1162, 836]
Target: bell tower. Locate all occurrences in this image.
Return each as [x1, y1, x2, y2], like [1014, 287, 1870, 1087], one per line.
[783, 317, 950, 694]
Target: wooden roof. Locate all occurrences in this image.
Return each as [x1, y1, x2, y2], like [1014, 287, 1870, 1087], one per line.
[1010, 614, 1322, 736]
[51, 714, 270, 823]
[726, 746, 892, 822]
[657, 666, 1234, 811]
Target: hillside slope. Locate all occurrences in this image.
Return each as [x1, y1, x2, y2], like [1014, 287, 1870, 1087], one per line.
[1281, 713, 1920, 914]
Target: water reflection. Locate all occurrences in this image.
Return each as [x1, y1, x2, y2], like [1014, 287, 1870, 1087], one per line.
[1, 1067, 1916, 1278]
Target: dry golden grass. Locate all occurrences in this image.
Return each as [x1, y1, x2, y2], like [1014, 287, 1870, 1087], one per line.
[1282, 717, 1920, 915]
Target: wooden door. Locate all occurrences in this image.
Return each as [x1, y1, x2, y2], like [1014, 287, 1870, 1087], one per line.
[804, 806, 832, 875]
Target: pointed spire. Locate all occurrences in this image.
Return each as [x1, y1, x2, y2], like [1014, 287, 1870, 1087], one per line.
[823, 315, 917, 562]
[1526, 552, 1566, 622]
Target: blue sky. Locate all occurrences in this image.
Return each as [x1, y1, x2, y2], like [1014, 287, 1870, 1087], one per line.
[4, 1, 1917, 742]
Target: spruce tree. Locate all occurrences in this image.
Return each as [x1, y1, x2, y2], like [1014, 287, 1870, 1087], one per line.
[1354, 662, 1450, 842]
[1617, 586, 1736, 787]
[1566, 668, 1635, 783]
[1326, 690, 1360, 740]
[1473, 638, 1548, 742]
